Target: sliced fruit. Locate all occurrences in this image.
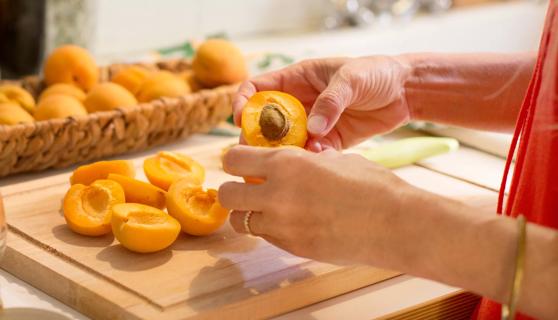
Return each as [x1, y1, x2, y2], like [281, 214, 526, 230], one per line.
[107, 173, 166, 209]
[166, 178, 229, 236]
[70, 160, 135, 185]
[143, 151, 205, 191]
[111, 203, 181, 253]
[63, 179, 125, 236]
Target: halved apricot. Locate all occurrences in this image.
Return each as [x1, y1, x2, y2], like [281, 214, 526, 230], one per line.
[242, 91, 307, 147]
[143, 151, 205, 191]
[166, 178, 229, 236]
[70, 160, 135, 185]
[63, 179, 125, 236]
[107, 173, 166, 209]
[111, 203, 181, 253]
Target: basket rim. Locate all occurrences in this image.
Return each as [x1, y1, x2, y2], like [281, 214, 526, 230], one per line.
[0, 83, 238, 138]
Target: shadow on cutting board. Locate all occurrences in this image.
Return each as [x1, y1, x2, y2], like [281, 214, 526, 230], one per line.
[186, 256, 314, 312]
[51, 224, 114, 248]
[96, 244, 173, 271]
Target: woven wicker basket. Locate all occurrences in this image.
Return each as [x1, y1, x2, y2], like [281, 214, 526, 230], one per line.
[0, 59, 236, 178]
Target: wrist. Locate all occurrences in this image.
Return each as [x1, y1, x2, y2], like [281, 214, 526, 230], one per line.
[395, 53, 423, 122]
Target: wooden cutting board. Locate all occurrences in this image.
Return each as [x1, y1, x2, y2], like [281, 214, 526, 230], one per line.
[0, 136, 498, 320]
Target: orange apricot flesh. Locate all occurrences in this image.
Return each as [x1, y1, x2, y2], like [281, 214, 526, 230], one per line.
[63, 179, 125, 236]
[111, 203, 181, 253]
[143, 151, 205, 191]
[166, 178, 229, 236]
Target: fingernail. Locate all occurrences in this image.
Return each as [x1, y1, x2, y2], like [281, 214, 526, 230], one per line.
[307, 115, 328, 135]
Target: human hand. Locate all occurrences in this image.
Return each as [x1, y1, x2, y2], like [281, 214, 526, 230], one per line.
[218, 145, 416, 265]
[232, 56, 412, 151]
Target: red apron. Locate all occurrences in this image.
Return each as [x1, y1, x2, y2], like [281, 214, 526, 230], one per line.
[476, 1, 558, 319]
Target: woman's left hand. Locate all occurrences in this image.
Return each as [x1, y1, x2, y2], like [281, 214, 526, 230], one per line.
[218, 144, 416, 265]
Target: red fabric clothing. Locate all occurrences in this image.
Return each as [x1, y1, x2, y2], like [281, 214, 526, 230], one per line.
[476, 1, 558, 319]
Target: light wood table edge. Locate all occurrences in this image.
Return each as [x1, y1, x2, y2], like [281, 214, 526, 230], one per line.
[378, 290, 481, 320]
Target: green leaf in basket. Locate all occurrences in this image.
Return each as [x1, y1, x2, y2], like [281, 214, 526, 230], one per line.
[157, 41, 195, 58]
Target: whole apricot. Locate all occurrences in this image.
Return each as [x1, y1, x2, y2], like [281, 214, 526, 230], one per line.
[242, 91, 308, 147]
[179, 70, 202, 92]
[43, 45, 99, 91]
[111, 66, 151, 96]
[84, 83, 138, 113]
[192, 39, 248, 88]
[143, 151, 205, 191]
[63, 179, 125, 236]
[111, 203, 181, 253]
[34, 94, 87, 121]
[70, 160, 135, 185]
[39, 83, 86, 103]
[167, 179, 228, 236]
[0, 102, 34, 125]
[136, 71, 190, 103]
[0, 84, 36, 114]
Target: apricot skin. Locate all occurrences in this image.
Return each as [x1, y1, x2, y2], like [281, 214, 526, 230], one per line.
[107, 173, 167, 210]
[0, 85, 36, 114]
[136, 71, 190, 103]
[70, 160, 136, 185]
[84, 83, 138, 113]
[111, 66, 151, 96]
[34, 95, 88, 121]
[43, 45, 99, 92]
[39, 83, 86, 103]
[0, 102, 34, 125]
[192, 39, 247, 88]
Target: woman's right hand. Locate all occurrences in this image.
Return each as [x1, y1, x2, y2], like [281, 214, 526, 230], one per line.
[232, 56, 413, 152]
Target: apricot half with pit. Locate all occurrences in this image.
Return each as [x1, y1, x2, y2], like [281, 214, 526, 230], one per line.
[143, 151, 205, 191]
[63, 179, 125, 236]
[166, 179, 228, 236]
[70, 160, 136, 185]
[241, 91, 308, 147]
[107, 173, 166, 209]
[111, 203, 181, 253]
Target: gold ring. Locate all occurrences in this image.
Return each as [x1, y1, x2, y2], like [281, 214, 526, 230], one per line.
[244, 211, 254, 235]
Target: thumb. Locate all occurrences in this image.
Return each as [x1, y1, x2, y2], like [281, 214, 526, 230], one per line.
[307, 77, 353, 137]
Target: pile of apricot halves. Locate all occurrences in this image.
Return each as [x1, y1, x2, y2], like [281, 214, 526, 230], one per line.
[63, 151, 227, 253]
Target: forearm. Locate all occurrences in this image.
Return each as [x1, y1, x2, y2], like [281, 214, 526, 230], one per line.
[400, 52, 535, 132]
[375, 188, 558, 319]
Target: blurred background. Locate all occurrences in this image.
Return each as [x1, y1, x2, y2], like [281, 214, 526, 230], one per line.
[0, 0, 547, 79]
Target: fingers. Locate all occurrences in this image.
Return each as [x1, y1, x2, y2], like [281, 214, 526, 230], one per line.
[229, 210, 267, 236]
[222, 145, 269, 178]
[307, 73, 353, 138]
[232, 70, 285, 126]
[232, 81, 257, 126]
[218, 182, 267, 211]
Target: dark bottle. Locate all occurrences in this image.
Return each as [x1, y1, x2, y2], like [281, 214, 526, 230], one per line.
[0, 0, 46, 79]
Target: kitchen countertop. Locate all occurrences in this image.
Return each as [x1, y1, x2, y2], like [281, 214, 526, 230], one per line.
[0, 126, 508, 319]
[0, 2, 531, 318]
